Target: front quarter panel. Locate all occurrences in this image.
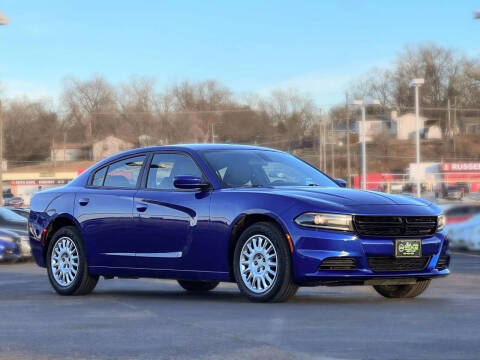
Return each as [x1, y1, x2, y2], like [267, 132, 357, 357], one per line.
[209, 189, 295, 274]
[29, 189, 77, 267]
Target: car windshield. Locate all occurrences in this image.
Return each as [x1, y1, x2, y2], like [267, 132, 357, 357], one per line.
[202, 150, 338, 188]
[0, 207, 27, 222]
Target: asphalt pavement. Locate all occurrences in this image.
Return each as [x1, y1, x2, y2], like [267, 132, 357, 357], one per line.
[0, 253, 479, 360]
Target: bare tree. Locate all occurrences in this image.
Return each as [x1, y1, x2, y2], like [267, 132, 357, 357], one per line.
[118, 76, 156, 141]
[257, 89, 317, 148]
[61, 75, 117, 142]
[4, 98, 58, 162]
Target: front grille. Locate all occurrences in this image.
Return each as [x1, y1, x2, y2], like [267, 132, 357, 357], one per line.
[319, 257, 357, 270]
[435, 255, 450, 271]
[354, 216, 437, 237]
[368, 256, 430, 272]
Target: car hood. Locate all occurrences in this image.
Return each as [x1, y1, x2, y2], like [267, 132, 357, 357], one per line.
[1, 223, 28, 236]
[270, 187, 431, 206]
[234, 186, 436, 214]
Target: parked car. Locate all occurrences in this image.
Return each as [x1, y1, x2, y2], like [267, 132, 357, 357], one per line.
[445, 214, 480, 251]
[7, 207, 30, 219]
[4, 197, 25, 207]
[0, 229, 21, 262]
[29, 144, 449, 302]
[0, 207, 30, 258]
[443, 186, 463, 200]
[440, 203, 480, 225]
[456, 182, 470, 195]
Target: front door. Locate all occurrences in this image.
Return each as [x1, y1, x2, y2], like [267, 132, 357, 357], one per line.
[75, 154, 146, 268]
[134, 152, 212, 270]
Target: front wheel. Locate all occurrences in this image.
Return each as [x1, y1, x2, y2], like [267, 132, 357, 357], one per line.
[233, 222, 298, 302]
[373, 279, 431, 298]
[46, 226, 98, 296]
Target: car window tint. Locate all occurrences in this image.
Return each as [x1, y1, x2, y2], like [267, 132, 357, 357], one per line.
[103, 155, 145, 188]
[147, 153, 203, 190]
[91, 166, 107, 186]
[203, 150, 338, 188]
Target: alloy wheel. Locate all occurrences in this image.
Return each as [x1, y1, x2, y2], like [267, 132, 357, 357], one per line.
[50, 236, 79, 287]
[239, 234, 278, 293]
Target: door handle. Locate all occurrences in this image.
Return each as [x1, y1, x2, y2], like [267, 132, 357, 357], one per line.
[78, 198, 90, 206]
[136, 203, 148, 212]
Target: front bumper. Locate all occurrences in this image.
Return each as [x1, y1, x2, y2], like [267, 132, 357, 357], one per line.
[291, 227, 449, 285]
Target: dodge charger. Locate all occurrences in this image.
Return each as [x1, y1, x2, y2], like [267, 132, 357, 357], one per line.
[28, 144, 449, 302]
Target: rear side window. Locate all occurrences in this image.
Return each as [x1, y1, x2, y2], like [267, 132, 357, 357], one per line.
[91, 167, 107, 186]
[102, 155, 146, 189]
[147, 153, 203, 190]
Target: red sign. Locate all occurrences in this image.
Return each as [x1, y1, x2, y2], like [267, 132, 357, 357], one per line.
[441, 162, 480, 172]
[11, 179, 69, 186]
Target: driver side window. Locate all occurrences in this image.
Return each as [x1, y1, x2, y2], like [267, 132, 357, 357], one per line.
[147, 153, 203, 190]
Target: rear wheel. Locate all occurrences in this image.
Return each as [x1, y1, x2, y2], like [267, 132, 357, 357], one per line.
[177, 280, 219, 292]
[233, 222, 298, 303]
[373, 279, 431, 298]
[46, 226, 98, 295]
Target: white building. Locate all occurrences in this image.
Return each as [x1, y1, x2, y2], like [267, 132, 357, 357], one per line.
[51, 143, 90, 162]
[409, 162, 440, 183]
[394, 113, 426, 140]
[355, 117, 395, 142]
[92, 135, 135, 161]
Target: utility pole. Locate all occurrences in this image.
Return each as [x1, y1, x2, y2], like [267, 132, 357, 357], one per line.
[318, 115, 322, 170]
[0, 13, 9, 206]
[453, 96, 457, 159]
[63, 132, 67, 170]
[345, 93, 351, 187]
[447, 98, 451, 136]
[360, 104, 366, 190]
[330, 118, 335, 177]
[211, 122, 215, 143]
[409, 78, 424, 198]
[322, 123, 327, 171]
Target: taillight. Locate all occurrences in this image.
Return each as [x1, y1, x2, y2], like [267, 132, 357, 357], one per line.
[41, 228, 48, 245]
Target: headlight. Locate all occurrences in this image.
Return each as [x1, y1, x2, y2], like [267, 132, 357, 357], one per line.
[0, 236, 15, 244]
[295, 212, 354, 231]
[437, 214, 446, 231]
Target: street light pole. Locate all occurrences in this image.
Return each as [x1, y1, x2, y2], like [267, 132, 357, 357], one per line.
[360, 104, 366, 190]
[330, 118, 335, 177]
[352, 99, 380, 191]
[410, 78, 424, 198]
[0, 12, 9, 206]
[318, 115, 322, 170]
[345, 93, 351, 187]
[352, 100, 367, 190]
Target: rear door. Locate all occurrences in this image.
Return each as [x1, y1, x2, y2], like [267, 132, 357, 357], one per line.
[75, 154, 147, 268]
[133, 152, 213, 270]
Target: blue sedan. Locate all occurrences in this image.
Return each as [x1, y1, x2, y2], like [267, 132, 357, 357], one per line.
[28, 144, 449, 302]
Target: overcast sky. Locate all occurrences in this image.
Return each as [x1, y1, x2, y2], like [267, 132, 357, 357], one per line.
[0, 0, 479, 108]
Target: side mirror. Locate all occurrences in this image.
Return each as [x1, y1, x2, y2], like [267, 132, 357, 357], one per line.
[173, 176, 210, 190]
[335, 178, 347, 188]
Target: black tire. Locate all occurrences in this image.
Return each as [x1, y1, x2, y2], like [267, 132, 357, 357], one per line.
[373, 279, 431, 298]
[233, 222, 298, 303]
[46, 226, 98, 296]
[177, 280, 219, 292]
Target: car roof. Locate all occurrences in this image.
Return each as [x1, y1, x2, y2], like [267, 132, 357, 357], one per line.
[127, 143, 279, 153]
[99, 144, 282, 164]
